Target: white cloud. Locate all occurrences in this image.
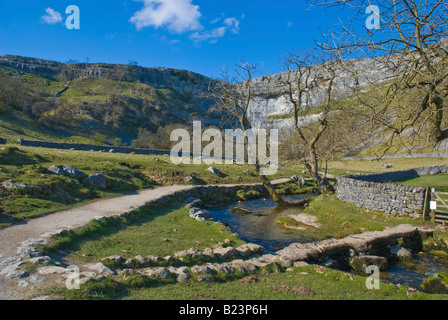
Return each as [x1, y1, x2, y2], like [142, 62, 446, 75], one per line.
[130, 0, 202, 33]
[190, 17, 240, 43]
[41, 8, 63, 25]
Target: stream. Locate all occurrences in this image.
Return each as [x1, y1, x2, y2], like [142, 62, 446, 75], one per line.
[208, 195, 448, 288]
[208, 195, 316, 253]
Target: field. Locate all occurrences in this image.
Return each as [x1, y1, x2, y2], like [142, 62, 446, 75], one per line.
[0, 144, 304, 227]
[396, 174, 448, 193]
[1, 142, 448, 300]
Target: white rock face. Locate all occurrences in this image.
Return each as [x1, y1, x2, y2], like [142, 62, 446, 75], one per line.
[243, 57, 397, 132]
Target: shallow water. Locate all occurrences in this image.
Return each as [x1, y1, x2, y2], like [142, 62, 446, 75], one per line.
[382, 252, 448, 288]
[208, 195, 316, 253]
[209, 195, 448, 288]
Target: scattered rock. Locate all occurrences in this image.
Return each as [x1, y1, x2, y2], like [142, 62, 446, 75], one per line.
[213, 246, 238, 260]
[2, 182, 31, 191]
[133, 255, 149, 266]
[393, 247, 413, 261]
[6, 270, 29, 279]
[21, 238, 48, 246]
[285, 214, 320, 229]
[62, 165, 86, 179]
[174, 248, 202, 259]
[147, 255, 164, 263]
[231, 260, 257, 273]
[164, 255, 177, 265]
[101, 255, 123, 266]
[208, 167, 224, 177]
[190, 265, 212, 274]
[1, 262, 25, 276]
[189, 208, 212, 221]
[0, 256, 22, 266]
[143, 267, 171, 279]
[86, 263, 115, 276]
[17, 246, 42, 258]
[185, 197, 202, 208]
[291, 175, 306, 187]
[235, 243, 265, 258]
[86, 173, 107, 188]
[48, 165, 63, 175]
[201, 247, 216, 259]
[38, 266, 67, 275]
[349, 255, 388, 274]
[124, 259, 136, 268]
[28, 256, 52, 265]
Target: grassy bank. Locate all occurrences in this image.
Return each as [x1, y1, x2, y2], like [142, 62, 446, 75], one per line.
[43, 200, 244, 263]
[278, 194, 434, 240]
[40, 190, 445, 300]
[48, 262, 448, 300]
[0, 144, 303, 227]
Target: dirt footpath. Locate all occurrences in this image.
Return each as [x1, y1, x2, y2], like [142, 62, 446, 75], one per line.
[0, 179, 289, 300]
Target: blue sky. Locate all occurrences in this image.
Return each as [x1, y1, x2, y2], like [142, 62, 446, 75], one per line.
[0, 1, 351, 79]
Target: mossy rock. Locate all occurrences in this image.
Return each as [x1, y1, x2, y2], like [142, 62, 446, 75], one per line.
[349, 255, 388, 274]
[237, 189, 261, 201]
[420, 273, 448, 294]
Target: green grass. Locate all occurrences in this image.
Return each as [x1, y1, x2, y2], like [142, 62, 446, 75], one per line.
[396, 174, 448, 193]
[43, 200, 245, 263]
[288, 194, 433, 240]
[42, 195, 446, 300]
[326, 158, 448, 176]
[48, 262, 448, 300]
[0, 144, 304, 227]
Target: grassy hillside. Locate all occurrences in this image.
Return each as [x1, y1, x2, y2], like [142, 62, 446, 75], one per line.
[0, 64, 218, 149]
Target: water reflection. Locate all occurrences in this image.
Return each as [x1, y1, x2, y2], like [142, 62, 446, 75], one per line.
[208, 195, 316, 253]
[382, 252, 448, 288]
[208, 195, 448, 288]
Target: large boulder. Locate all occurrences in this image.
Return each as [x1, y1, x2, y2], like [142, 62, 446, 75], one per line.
[86, 173, 107, 188]
[213, 246, 238, 260]
[392, 246, 413, 261]
[291, 175, 306, 187]
[2, 181, 31, 192]
[349, 255, 388, 274]
[62, 165, 86, 179]
[208, 167, 224, 177]
[420, 273, 448, 294]
[48, 165, 63, 175]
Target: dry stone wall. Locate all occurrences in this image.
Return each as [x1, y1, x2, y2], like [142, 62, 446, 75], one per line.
[336, 166, 448, 217]
[18, 139, 171, 156]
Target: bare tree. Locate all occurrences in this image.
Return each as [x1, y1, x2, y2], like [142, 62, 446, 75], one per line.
[308, 0, 448, 151]
[213, 62, 310, 206]
[281, 50, 338, 193]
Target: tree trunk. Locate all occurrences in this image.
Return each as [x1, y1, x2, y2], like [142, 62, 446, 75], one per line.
[429, 96, 448, 143]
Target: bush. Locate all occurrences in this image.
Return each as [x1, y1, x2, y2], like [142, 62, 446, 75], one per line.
[0, 100, 9, 114]
[113, 138, 122, 146]
[92, 133, 107, 145]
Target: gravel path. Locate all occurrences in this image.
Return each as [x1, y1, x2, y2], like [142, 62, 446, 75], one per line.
[0, 179, 289, 300]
